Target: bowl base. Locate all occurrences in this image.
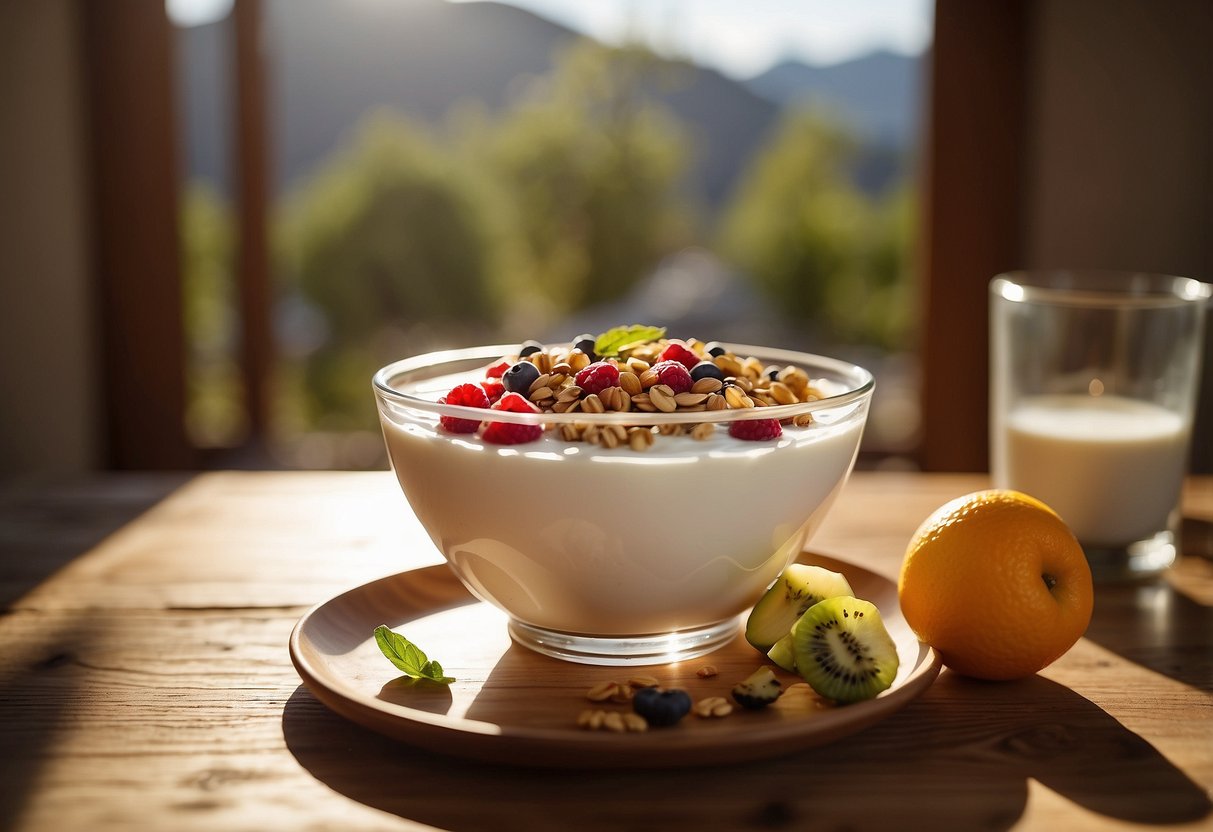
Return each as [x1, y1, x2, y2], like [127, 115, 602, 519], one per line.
[507, 617, 742, 667]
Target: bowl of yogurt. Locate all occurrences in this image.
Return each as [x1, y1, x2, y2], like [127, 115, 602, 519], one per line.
[372, 330, 873, 665]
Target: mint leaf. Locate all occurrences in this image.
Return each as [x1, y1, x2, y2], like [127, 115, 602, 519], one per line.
[374, 625, 455, 684]
[594, 324, 666, 358]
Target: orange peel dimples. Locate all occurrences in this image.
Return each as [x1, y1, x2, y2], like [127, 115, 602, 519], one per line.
[897, 490, 1094, 681]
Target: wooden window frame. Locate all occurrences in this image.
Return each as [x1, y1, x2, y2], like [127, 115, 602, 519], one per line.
[85, 0, 1026, 472]
[83, 0, 271, 469]
[918, 0, 1030, 471]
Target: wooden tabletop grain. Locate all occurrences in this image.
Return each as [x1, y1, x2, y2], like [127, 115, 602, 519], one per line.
[0, 471, 1210, 831]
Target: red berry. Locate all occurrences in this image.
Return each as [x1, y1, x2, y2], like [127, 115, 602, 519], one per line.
[438, 383, 490, 434]
[485, 358, 511, 379]
[659, 341, 700, 371]
[651, 360, 693, 394]
[492, 391, 538, 413]
[574, 361, 620, 395]
[481, 377, 505, 403]
[728, 418, 783, 441]
[482, 392, 544, 444]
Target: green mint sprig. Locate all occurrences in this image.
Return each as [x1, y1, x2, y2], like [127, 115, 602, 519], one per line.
[594, 324, 666, 358]
[373, 625, 455, 684]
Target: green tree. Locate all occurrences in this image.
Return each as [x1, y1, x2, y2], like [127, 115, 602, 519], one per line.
[180, 183, 243, 446]
[828, 182, 916, 350]
[278, 113, 510, 429]
[480, 41, 693, 315]
[720, 111, 914, 350]
[281, 112, 506, 339]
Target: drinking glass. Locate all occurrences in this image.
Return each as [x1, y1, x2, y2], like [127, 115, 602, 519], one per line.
[990, 270, 1211, 580]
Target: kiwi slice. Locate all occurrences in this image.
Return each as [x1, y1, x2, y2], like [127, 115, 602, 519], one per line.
[745, 564, 855, 652]
[766, 633, 798, 672]
[731, 666, 784, 709]
[791, 596, 899, 704]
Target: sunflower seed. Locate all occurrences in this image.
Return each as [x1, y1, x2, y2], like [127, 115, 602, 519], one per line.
[586, 681, 619, 702]
[674, 392, 709, 407]
[769, 381, 797, 405]
[618, 371, 643, 396]
[724, 386, 754, 409]
[627, 427, 654, 451]
[649, 384, 677, 413]
[693, 696, 734, 718]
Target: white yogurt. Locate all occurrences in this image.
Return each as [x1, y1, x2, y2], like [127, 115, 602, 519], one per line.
[381, 408, 866, 636]
[998, 394, 1189, 545]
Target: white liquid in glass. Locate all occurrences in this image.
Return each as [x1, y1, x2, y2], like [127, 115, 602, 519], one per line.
[1001, 395, 1188, 545]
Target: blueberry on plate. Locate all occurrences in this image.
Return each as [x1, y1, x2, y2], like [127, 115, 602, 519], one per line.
[518, 340, 544, 358]
[704, 341, 727, 357]
[633, 687, 692, 727]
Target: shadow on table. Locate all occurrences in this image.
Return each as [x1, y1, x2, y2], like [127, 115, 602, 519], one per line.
[1082, 521, 1213, 694]
[0, 617, 100, 829]
[283, 671, 1210, 832]
[0, 474, 189, 609]
[0, 475, 188, 828]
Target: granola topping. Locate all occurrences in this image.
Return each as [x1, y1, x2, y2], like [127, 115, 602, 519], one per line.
[437, 330, 830, 449]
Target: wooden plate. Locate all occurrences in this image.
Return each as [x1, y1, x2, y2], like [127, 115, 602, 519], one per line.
[289, 553, 941, 768]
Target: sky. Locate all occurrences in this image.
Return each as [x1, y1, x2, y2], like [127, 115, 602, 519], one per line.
[166, 0, 932, 79]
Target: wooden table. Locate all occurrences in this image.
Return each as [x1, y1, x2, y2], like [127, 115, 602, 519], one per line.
[1, 471, 1210, 831]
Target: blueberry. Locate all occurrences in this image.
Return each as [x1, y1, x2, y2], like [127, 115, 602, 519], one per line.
[766, 366, 780, 381]
[690, 360, 724, 382]
[704, 341, 727, 357]
[632, 687, 692, 727]
[502, 361, 541, 394]
[518, 340, 543, 358]
[572, 334, 597, 360]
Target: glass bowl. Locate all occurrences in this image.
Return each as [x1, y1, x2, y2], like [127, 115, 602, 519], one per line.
[373, 342, 873, 665]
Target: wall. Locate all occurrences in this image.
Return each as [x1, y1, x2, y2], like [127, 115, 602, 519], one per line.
[1024, 0, 1211, 278]
[1024, 0, 1213, 471]
[0, 1, 99, 475]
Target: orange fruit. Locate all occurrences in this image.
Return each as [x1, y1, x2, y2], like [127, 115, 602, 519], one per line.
[897, 489, 1093, 681]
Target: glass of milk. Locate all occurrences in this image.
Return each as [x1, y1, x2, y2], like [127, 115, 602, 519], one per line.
[990, 270, 1211, 580]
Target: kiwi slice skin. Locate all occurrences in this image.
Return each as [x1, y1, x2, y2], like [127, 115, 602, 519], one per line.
[791, 596, 899, 705]
[745, 565, 856, 652]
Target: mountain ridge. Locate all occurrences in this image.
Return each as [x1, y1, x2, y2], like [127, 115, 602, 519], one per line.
[744, 49, 923, 145]
[176, 0, 921, 205]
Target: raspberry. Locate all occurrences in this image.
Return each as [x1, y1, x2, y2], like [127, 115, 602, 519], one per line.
[659, 341, 700, 371]
[574, 361, 620, 395]
[481, 377, 505, 403]
[651, 360, 693, 394]
[438, 383, 490, 434]
[485, 358, 511, 379]
[482, 392, 544, 444]
[728, 418, 783, 441]
[492, 390, 538, 413]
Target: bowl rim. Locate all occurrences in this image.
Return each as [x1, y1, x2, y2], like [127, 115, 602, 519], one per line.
[372, 342, 875, 426]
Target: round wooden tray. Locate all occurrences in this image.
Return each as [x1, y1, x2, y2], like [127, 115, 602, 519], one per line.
[289, 553, 941, 768]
